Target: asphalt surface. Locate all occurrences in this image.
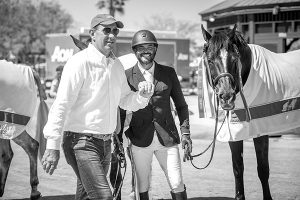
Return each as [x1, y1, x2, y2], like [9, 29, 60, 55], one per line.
[1, 95, 300, 200]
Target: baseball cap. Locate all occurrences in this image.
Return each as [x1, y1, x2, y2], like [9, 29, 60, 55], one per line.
[90, 14, 124, 29]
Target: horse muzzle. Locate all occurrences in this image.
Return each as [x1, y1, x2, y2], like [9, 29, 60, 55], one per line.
[218, 91, 236, 110]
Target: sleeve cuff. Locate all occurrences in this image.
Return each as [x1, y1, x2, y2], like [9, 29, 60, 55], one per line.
[46, 138, 61, 150]
[137, 93, 150, 105]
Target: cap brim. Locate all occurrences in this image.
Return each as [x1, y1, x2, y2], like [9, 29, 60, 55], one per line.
[101, 20, 124, 28]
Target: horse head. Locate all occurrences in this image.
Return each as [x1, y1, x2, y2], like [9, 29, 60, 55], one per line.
[201, 24, 251, 111]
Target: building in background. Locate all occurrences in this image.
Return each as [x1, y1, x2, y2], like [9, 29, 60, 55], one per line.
[44, 29, 190, 82]
[199, 0, 300, 53]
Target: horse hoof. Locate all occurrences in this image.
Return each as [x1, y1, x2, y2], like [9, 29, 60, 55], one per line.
[30, 191, 42, 200]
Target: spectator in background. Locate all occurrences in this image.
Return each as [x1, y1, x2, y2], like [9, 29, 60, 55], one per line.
[49, 65, 64, 98]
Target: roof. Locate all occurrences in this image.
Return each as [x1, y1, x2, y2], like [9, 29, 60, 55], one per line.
[200, 0, 300, 17]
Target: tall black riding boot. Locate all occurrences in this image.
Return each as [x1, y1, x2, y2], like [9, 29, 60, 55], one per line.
[170, 187, 187, 200]
[139, 191, 149, 200]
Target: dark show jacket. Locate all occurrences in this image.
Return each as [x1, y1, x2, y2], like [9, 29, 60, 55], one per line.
[120, 62, 190, 147]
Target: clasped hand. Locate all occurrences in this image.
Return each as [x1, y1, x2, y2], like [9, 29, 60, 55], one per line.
[138, 81, 154, 98]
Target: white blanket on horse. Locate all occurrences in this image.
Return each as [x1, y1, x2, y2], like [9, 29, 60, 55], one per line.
[0, 60, 38, 140]
[200, 44, 300, 142]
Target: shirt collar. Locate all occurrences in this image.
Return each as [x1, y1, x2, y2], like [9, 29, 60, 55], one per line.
[88, 43, 115, 65]
[138, 62, 155, 75]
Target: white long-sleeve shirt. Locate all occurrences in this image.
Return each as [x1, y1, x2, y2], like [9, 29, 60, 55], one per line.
[44, 44, 149, 150]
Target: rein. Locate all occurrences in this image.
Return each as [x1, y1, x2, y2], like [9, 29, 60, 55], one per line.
[112, 133, 127, 200]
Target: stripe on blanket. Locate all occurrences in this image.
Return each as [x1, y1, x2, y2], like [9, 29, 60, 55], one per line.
[232, 96, 300, 122]
[0, 111, 30, 125]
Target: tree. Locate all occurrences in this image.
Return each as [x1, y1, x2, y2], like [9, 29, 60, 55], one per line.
[142, 14, 203, 63]
[0, 0, 73, 64]
[96, 0, 128, 17]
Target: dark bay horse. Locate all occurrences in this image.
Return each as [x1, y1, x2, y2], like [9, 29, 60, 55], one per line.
[0, 60, 48, 200]
[200, 25, 300, 200]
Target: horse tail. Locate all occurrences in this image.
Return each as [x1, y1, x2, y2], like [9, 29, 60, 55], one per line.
[32, 69, 49, 161]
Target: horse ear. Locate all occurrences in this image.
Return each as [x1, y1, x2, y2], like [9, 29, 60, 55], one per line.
[228, 24, 237, 40]
[70, 35, 88, 51]
[201, 24, 211, 43]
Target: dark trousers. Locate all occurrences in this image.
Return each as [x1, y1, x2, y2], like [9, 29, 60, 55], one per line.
[62, 131, 113, 200]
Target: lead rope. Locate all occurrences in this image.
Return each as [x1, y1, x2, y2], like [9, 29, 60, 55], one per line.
[189, 94, 226, 170]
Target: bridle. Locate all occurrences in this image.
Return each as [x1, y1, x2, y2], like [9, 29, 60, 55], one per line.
[189, 42, 251, 170]
[205, 43, 251, 121]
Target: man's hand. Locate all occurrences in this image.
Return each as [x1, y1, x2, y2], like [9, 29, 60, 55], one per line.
[138, 81, 154, 98]
[41, 149, 60, 175]
[181, 134, 192, 162]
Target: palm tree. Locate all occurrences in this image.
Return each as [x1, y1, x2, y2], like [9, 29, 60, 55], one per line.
[96, 0, 127, 17]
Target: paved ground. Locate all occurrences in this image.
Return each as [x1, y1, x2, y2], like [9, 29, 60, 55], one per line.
[1, 96, 300, 200]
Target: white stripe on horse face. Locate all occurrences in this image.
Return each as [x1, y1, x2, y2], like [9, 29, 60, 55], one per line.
[220, 48, 228, 72]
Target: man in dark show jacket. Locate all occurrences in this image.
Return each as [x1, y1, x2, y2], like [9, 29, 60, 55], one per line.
[120, 30, 192, 200]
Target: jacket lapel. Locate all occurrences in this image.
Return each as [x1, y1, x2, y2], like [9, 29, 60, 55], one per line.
[132, 64, 145, 89]
[153, 62, 161, 91]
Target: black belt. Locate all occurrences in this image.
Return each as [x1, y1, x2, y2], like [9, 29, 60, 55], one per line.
[66, 131, 111, 141]
[0, 111, 30, 126]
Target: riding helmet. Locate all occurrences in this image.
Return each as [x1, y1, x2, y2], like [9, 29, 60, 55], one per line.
[131, 30, 158, 50]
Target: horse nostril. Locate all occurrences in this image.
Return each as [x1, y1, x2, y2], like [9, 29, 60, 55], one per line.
[219, 92, 232, 101]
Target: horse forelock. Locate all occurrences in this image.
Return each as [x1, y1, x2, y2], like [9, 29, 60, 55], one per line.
[208, 32, 229, 56]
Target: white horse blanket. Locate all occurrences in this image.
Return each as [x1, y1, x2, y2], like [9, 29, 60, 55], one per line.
[200, 44, 300, 142]
[0, 60, 38, 140]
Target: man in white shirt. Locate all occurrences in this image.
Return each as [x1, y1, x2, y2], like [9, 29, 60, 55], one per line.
[41, 14, 154, 200]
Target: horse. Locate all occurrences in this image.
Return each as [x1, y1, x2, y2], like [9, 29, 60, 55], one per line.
[199, 24, 300, 200]
[0, 60, 48, 200]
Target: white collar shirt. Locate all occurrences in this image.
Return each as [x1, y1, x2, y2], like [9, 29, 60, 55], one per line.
[44, 43, 149, 150]
[138, 62, 155, 83]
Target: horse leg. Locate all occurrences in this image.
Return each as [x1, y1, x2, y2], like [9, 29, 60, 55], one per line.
[253, 135, 272, 200]
[0, 139, 13, 197]
[13, 131, 41, 200]
[229, 140, 245, 200]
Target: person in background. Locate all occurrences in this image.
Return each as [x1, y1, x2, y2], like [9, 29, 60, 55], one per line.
[120, 30, 192, 200]
[41, 14, 154, 200]
[49, 65, 64, 98]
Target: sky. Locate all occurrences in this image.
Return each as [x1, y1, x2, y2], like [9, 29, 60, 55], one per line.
[55, 0, 225, 38]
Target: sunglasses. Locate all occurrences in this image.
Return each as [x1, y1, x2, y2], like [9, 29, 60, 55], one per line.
[99, 27, 120, 36]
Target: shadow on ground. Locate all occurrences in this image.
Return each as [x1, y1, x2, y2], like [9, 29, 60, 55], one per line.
[11, 196, 235, 200]
[12, 194, 75, 200]
[159, 197, 234, 200]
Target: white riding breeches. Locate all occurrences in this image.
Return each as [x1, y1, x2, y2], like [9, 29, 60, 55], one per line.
[132, 132, 185, 193]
